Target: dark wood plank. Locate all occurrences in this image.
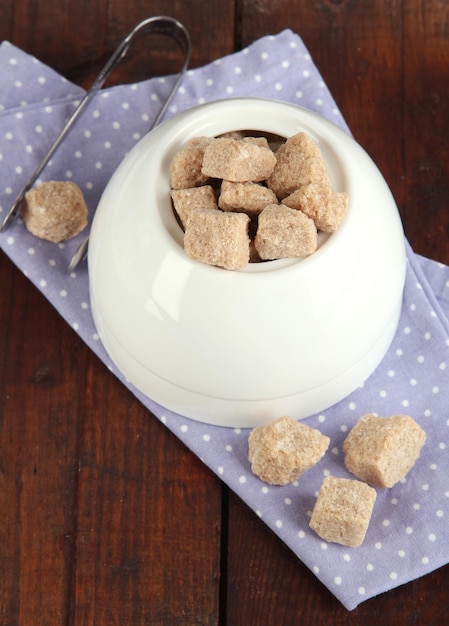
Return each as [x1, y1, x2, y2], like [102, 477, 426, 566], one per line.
[402, 0, 449, 263]
[71, 355, 222, 624]
[0, 255, 85, 624]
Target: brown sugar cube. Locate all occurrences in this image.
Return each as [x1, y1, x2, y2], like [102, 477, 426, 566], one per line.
[240, 136, 271, 149]
[282, 183, 349, 233]
[184, 208, 250, 270]
[218, 181, 278, 216]
[343, 414, 427, 488]
[254, 204, 317, 260]
[170, 136, 213, 189]
[248, 415, 330, 485]
[267, 132, 331, 199]
[201, 137, 276, 182]
[21, 180, 88, 243]
[309, 476, 377, 547]
[171, 185, 217, 227]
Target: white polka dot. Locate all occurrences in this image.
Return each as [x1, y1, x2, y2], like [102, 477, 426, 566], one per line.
[261, 486, 269, 494]
[218, 466, 224, 475]
[334, 576, 342, 585]
[275, 519, 282, 528]
[39, 279, 47, 288]
[358, 587, 366, 595]
[422, 556, 429, 564]
[398, 550, 406, 557]
[367, 563, 374, 571]
[284, 498, 292, 505]
[436, 510, 444, 517]
[60, 290, 67, 297]
[203, 434, 210, 442]
[406, 527, 413, 534]
[375, 542, 382, 549]
[180, 424, 188, 432]
[390, 572, 398, 580]
[239, 475, 246, 484]
[429, 533, 436, 541]
[298, 530, 305, 539]
[225, 444, 232, 452]
[343, 554, 351, 562]
[417, 355, 425, 363]
[313, 565, 320, 574]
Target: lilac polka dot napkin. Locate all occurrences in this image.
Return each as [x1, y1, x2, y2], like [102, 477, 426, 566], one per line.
[1, 30, 449, 611]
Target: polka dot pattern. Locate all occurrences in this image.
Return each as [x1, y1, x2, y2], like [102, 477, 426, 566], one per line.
[1, 32, 449, 612]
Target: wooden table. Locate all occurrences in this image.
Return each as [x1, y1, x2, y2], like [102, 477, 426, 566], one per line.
[1, 2, 448, 624]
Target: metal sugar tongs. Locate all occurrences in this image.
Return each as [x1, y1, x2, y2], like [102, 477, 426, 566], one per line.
[0, 16, 191, 271]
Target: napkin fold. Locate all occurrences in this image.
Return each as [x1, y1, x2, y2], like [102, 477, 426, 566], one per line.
[1, 30, 449, 611]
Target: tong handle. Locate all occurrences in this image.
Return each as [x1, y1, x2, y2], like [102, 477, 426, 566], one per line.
[0, 16, 191, 233]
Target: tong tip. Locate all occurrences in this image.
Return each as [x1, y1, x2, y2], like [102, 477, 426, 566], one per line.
[68, 236, 89, 273]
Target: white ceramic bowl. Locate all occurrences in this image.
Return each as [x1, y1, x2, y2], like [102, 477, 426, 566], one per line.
[88, 98, 406, 427]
